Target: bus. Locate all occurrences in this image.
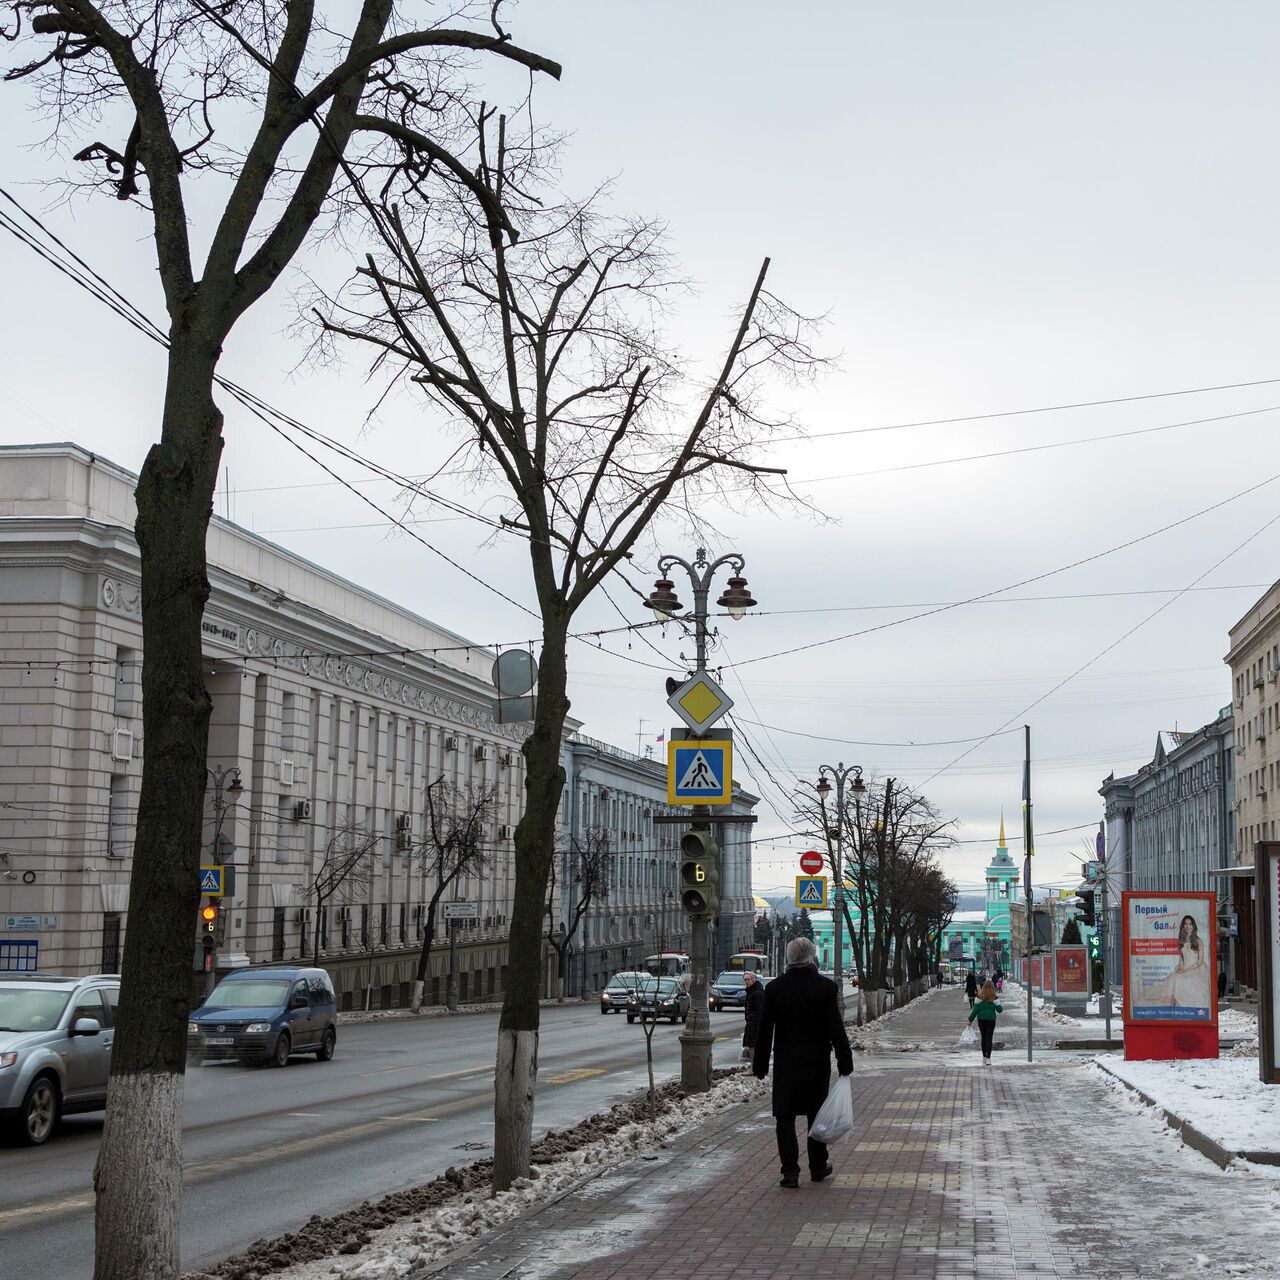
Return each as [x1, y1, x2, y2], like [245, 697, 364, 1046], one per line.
[727, 949, 770, 975]
[643, 952, 691, 984]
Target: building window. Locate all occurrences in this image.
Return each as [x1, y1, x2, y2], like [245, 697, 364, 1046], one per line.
[114, 647, 137, 717]
[272, 907, 286, 960]
[108, 775, 129, 858]
[360, 903, 370, 947]
[300, 909, 310, 957]
[281, 692, 296, 753]
[399, 902, 407, 944]
[101, 912, 121, 973]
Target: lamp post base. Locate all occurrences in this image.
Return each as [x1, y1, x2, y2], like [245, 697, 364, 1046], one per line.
[679, 1021, 714, 1093]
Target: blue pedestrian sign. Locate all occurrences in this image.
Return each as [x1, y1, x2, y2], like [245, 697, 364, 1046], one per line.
[199, 865, 225, 896]
[795, 876, 829, 909]
[667, 739, 732, 805]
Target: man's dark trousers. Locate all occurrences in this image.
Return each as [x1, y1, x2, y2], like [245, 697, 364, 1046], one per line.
[776, 1108, 828, 1177]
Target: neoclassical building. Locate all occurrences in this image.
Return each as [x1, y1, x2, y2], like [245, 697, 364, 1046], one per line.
[942, 816, 1019, 972]
[3, 444, 756, 1009]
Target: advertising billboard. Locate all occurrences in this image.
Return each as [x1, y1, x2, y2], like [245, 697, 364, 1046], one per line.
[1054, 946, 1088, 995]
[1256, 843, 1280, 1085]
[1123, 893, 1215, 1022]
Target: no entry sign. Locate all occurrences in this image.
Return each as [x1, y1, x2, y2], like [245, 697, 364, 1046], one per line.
[799, 850, 824, 875]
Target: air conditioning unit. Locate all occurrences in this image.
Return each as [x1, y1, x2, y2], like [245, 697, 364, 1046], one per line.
[395, 813, 412, 832]
[338, 905, 351, 922]
[1256, 675, 1266, 689]
[501, 751, 515, 768]
[1270, 668, 1279, 684]
[396, 830, 412, 852]
[1236, 696, 1245, 709]
[279, 758, 296, 788]
[474, 743, 489, 761]
[444, 735, 459, 752]
[497, 824, 513, 839]
[294, 909, 307, 925]
[292, 799, 312, 822]
[111, 728, 134, 762]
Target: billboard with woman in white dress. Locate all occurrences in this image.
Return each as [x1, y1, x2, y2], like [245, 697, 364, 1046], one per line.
[1124, 893, 1214, 1022]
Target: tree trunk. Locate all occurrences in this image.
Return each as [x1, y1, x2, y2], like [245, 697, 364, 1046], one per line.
[493, 617, 569, 1191]
[94, 341, 222, 1280]
[410, 893, 442, 1010]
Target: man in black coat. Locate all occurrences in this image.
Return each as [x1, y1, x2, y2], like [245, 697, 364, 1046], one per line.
[741, 969, 765, 1062]
[752, 936, 853, 1188]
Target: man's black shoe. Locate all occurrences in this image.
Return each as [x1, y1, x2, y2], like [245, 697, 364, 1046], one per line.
[811, 1162, 834, 1183]
[779, 1173, 800, 1189]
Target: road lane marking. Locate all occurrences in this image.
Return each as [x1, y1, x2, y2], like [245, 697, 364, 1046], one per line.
[287, 1112, 322, 1117]
[379, 1115, 438, 1121]
[357, 1064, 415, 1077]
[543, 1067, 606, 1085]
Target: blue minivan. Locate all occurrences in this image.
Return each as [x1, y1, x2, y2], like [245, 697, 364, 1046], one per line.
[188, 967, 337, 1067]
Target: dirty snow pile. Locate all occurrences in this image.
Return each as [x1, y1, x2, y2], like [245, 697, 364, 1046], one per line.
[1095, 1057, 1280, 1159]
[185, 1069, 765, 1280]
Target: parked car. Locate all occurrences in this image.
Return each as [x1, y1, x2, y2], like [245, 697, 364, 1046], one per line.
[626, 977, 689, 1024]
[708, 970, 748, 1012]
[599, 971, 647, 1014]
[0, 972, 121, 1146]
[188, 967, 337, 1067]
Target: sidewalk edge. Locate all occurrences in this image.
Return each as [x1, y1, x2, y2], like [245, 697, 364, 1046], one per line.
[1092, 1058, 1280, 1169]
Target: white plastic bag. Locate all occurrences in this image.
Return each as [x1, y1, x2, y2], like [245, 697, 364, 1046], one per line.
[960, 1023, 977, 1046]
[810, 1075, 854, 1144]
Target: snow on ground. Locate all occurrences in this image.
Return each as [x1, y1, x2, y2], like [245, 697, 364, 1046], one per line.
[1096, 1056, 1280, 1159]
[223, 1071, 768, 1280]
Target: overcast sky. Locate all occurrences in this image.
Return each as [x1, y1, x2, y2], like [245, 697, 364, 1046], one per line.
[3, 2, 1278, 895]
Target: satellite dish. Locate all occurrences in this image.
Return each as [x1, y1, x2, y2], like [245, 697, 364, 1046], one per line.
[493, 650, 537, 697]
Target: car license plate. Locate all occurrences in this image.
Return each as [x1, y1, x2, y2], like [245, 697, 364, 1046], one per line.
[206, 1036, 234, 1045]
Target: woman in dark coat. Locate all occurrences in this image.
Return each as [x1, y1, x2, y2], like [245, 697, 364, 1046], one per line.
[741, 970, 765, 1061]
[752, 937, 853, 1188]
[964, 969, 978, 1008]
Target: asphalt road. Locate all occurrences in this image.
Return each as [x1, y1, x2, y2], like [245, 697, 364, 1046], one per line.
[0, 1002, 748, 1278]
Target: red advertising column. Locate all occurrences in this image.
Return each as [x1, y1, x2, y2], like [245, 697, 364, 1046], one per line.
[1055, 946, 1088, 996]
[1122, 891, 1218, 1061]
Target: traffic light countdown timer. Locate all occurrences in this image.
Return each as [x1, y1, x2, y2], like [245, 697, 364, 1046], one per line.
[680, 825, 721, 917]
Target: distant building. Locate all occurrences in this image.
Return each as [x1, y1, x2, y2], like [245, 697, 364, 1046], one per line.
[1224, 580, 1280, 989]
[558, 735, 757, 995]
[941, 816, 1019, 972]
[1099, 710, 1235, 987]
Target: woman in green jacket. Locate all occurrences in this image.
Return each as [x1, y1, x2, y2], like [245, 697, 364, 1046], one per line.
[967, 980, 1002, 1064]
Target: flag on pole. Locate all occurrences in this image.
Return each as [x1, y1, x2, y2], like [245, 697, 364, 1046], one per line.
[655, 732, 665, 744]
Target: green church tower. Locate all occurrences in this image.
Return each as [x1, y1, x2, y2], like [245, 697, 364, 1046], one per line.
[983, 812, 1019, 971]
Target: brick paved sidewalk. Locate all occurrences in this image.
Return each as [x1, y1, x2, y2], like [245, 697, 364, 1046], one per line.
[424, 1000, 1279, 1280]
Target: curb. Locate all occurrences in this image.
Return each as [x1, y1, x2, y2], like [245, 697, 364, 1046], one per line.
[1093, 1059, 1280, 1169]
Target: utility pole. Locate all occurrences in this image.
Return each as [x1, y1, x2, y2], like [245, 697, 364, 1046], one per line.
[645, 548, 758, 1093]
[204, 765, 242, 995]
[1097, 824, 1113, 1043]
[1022, 726, 1035, 1063]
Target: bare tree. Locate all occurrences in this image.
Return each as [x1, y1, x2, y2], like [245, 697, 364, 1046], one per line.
[408, 777, 495, 1010]
[546, 825, 612, 999]
[316, 108, 823, 1188]
[2, 8, 558, 1273]
[308, 821, 380, 967]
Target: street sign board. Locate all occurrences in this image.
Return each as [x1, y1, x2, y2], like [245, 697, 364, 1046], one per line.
[4, 915, 42, 932]
[667, 740, 732, 805]
[1083, 860, 1103, 883]
[795, 876, 828, 909]
[666, 672, 734, 733]
[0, 939, 38, 972]
[199, 865, 225, 896]
[799, 850, 824, 875]
[443, 901, 480, 921]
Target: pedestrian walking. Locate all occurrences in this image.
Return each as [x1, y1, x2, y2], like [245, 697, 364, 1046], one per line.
[967, 979, 1002, 1065]
[741, 969, 765, 1061]
[752, 936, 853, 1189]
[964, 970, 978, 1009]
[993, 966, 1004, 994]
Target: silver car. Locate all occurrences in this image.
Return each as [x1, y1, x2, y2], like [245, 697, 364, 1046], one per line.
[0, 972, 120, 1145]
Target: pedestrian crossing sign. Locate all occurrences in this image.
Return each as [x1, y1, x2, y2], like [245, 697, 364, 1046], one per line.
[199, 865, 225, 896]
[795, 875, 828, 909]
[667, 739, 732, 805]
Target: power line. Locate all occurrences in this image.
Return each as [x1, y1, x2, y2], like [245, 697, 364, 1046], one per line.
[775, 376, 1280, 444]
[728, 467, 1280, 668]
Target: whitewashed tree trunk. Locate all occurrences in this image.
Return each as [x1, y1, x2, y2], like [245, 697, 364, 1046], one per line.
[493, 1028, 538, 1190]
[410, 979, 425, 1011]
[94, 1072, 184, 1280]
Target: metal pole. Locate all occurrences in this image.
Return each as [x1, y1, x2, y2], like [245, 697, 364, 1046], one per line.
[1100, 871, 1112, 1042]
[680, 800, 714, 1094]
[447, 918, 460, 1011]
[1023, 725, 1034, 1063]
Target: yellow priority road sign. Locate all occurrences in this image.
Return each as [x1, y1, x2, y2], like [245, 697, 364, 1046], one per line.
[667, 672, 734, 733]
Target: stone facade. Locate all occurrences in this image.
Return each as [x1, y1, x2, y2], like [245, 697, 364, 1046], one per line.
[1099, 711, 1235, 985]
[560, 734, 757, 995]
[0, 444, 572, 1008]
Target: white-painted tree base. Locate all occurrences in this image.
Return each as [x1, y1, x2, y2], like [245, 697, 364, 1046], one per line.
[493, 1028, 539, 1191]
[93, 1069, 184, 1280]
[410, 979, 425, 1012]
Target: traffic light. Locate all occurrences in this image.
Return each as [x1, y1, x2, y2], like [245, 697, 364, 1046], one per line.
[680, 826, 721, 917]
[200, 900, 224, 944]
[1088, 931, 1101, 959]
[1077, 888, 1096, 928]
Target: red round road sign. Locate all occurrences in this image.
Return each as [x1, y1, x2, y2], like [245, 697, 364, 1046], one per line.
[799, 850, 824, 875]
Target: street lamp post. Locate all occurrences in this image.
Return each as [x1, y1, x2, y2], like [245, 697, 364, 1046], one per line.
[814, 763, 864, 1017]
[645, 547, 757, 1093]
[205, 765, 243, 994]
